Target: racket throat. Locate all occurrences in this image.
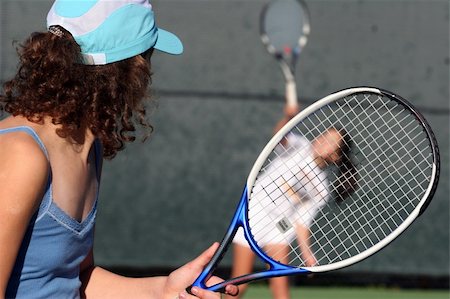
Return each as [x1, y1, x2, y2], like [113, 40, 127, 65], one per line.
[188, 187, 249, 293]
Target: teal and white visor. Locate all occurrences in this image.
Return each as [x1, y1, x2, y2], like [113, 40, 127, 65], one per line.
[47, 0, 183, 65]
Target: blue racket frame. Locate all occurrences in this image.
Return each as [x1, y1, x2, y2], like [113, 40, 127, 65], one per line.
[188, 186, 310, 292]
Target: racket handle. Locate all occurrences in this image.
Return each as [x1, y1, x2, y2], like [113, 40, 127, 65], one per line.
[285, 80, 298, 108]
[186, 240, 231, 295]
[186, 285, 227, 296]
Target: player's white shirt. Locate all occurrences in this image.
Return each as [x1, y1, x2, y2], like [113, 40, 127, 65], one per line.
[234, 134, 330, 247]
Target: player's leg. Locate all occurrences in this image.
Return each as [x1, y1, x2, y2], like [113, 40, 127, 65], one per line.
[225, 243, 256, 299]
[266, 243, 291, 299]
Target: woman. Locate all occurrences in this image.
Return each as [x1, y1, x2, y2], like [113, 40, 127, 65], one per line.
[227, 104, 356, 299]
[0, 1, 238, 298]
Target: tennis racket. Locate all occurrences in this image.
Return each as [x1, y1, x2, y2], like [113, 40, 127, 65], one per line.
[260, 0, 310, 108]
[187, 87, 440, 293]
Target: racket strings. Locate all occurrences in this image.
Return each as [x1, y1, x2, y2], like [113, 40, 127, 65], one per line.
[316, 158, 429, 246]
[253, 143, 320, 225]
[291, 126, 416, 263]
[249, 143, 328, 261]
[251, 99, 360, 261]
[310, 147, 428, 263]
[322, 100, 430, 255]
[308, 96, 432, 265]
[251, 102, 370, 263]
[264, 101, 428, 264]
[249, 134, 335, 263]
[313, 178, 417, 265]
[247, 93, 434, 268]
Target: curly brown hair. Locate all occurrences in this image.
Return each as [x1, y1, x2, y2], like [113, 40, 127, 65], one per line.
[0, 27, 154, 159]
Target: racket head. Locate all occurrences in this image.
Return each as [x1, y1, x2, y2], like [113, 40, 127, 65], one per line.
[260, 0, 310, 62]
[245, 87, 440, 273]
[189, 87, 440, 293]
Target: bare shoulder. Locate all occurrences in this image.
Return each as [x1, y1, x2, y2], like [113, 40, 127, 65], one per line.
[0, 116, 47, 166]
[0, 130, 49, 213]
[0, 129, 48, 168]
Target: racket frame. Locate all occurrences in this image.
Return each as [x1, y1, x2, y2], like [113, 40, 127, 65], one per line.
[189, 87, 440, 293]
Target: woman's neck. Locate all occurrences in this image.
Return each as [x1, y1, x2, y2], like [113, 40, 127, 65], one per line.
[42, 118, 96, 162]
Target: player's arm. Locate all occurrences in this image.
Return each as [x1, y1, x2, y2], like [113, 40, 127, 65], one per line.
[0, 134, 49, 295]
[80, 243, 237, 298]
[281, 179, 302, 204]
[295, 224, 317, 267]
[280, 176, 318, 267]
[273, 104, 301, 134]
[79, 247, 167, 299]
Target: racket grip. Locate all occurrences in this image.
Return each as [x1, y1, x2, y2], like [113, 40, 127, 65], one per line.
[185, 286, 194, 295]
[186, 285, 227, 296]
[285, 80, 298, 108]
[186, 242, 230, 294]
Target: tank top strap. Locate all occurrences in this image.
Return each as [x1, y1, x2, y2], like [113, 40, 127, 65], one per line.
[0, 126, 49, 160]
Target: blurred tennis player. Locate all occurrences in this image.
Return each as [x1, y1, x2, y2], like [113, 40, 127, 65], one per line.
[226, 102, 357, 299]
[0, 1, 238, 298]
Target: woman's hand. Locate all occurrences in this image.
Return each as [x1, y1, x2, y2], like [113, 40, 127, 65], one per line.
[163, 243, 239, 299]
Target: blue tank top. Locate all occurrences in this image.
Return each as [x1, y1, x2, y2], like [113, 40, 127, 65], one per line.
[2, 126, 99, 299]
